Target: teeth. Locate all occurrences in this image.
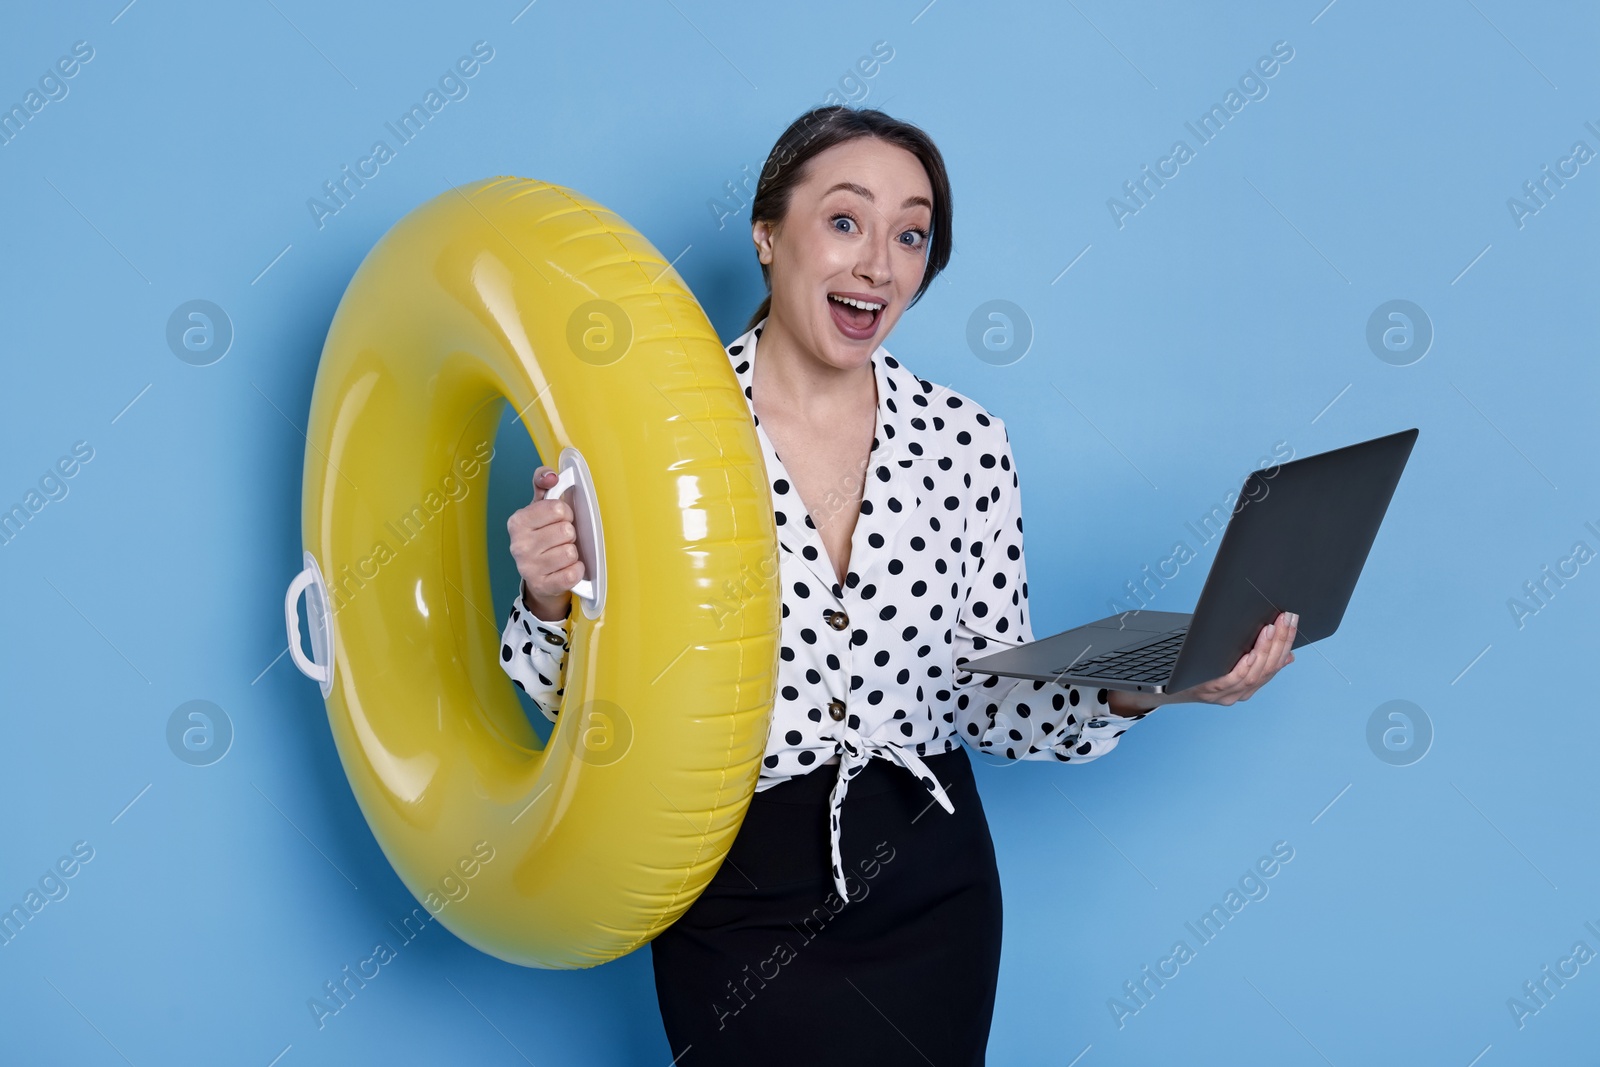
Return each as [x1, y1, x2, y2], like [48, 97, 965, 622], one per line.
[829, 294, 884, 312]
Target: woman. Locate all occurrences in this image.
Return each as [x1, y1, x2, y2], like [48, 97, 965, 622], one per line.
[500, 106, 1297, 1065]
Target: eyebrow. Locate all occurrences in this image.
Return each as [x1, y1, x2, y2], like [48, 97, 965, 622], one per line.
[822, 180, 932, 212]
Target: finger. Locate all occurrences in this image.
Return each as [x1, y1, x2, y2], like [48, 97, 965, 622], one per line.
[1222, 624, 1281, 691]
[1237, 652, 1264, 692]
[515, 470, 560, 531]
[522, 552, 585, 596]
[1261, 613, 1293, 672]
[1240, 618, 1294, 690]
[1270, 612, 1296, 669]
[510, 503, 568, 536]
[514, 475, 573, 530]
[1258, 617, 1286, 673]
[532, 466, 559, 501]
[1232, 645, 1261, 681]
[1214, 649, 1256, 700]
[515, 522, 578, 561]
[536, 557, 585, 593]
[1241, 624, 1276, 686]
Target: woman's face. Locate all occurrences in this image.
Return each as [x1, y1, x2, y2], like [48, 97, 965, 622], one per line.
[753, 137, 934, 368]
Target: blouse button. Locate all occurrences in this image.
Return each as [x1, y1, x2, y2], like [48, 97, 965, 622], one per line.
[828, 698, 846, 721]
[824, 609, 849, 631]
[542, 631, 563, 646]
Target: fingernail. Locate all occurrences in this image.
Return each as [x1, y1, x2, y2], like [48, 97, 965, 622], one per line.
[1291, 612, 1300, 626]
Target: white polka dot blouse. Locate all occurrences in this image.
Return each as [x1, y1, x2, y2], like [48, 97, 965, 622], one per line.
[499, 317, 1145, 903]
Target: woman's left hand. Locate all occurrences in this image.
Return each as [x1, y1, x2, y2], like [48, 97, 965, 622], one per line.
[1105, 611, 1298, 717]
[1170, 610, 1298, 706]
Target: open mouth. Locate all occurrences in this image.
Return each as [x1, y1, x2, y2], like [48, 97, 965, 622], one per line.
[827, 292, 885, 340]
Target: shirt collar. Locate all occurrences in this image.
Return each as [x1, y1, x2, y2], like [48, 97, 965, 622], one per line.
[723, 317, 944, 597]
[724, 316, 942, 465]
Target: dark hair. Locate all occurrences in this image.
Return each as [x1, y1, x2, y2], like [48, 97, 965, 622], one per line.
[743, 105, 954, 335]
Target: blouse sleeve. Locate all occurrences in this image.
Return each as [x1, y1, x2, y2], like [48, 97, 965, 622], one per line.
[498, 584, 571, 723]
[951, 417, 1145, 762]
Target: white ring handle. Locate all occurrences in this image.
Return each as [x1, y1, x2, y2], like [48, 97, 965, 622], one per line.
[284, 550, 336, 697]
[546, 447, 605, 617]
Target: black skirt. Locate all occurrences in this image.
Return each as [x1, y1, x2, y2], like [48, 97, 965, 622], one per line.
[649, 743, 1003, 1066]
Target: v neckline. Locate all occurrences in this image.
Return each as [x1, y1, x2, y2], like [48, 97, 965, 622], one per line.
[729, 318, 934, 601]
[746, 330, 887, 594]
[750, 374, 883, 590]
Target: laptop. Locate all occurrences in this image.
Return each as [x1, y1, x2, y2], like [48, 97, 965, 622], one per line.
[960, 428, 1419, 695]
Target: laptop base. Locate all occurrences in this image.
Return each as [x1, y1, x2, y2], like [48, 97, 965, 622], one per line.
[960, 609, 1192, 693]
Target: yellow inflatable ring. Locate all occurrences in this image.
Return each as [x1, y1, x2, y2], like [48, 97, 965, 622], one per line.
[282, 176, 780, 968]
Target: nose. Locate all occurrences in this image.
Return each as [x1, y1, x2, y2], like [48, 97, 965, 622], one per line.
[854, 225, 892, 288]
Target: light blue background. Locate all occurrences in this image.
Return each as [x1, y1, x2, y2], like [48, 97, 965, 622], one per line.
[2, 0, 1596, 1063]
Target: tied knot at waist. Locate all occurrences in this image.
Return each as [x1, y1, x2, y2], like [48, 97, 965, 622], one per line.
[823, 725, 957, 903]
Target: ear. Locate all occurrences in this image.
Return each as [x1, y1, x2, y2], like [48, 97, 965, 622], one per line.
[752, 219, 776, 266]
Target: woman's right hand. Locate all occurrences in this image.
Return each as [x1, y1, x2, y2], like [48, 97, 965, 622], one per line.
[507, 465, 582, 623]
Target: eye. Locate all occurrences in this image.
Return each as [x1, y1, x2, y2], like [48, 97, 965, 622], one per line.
[830, 212, 860, 234]
[900, 227, 930, 249]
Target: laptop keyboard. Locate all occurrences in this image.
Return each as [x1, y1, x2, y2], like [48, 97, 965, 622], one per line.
[1054, 630, 1187, 683]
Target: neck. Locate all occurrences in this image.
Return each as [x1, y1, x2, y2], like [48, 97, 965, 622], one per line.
[752, 312, 876, 423]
